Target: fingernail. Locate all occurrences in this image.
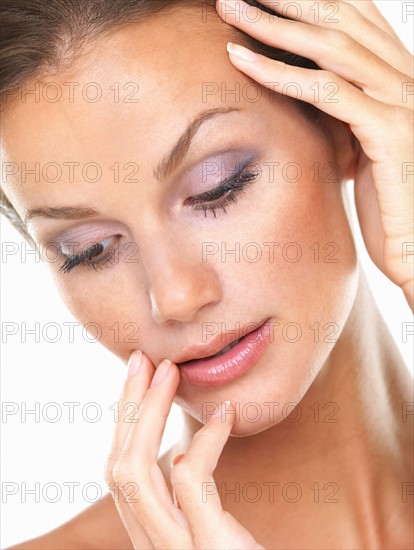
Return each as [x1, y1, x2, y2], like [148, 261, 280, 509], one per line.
[227, 42, 259, 63]
[211, 400, 231, 420]
[150, 359, 171, 387]
[127, 350, 142, 379]
[171, 452, 185, 468]
[173, 488, 181, 509]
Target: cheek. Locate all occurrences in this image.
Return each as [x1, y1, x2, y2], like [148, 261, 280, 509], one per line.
[211, 148, 358, 321]
[254, 177, 358, 372]
[177, 158, 359, 435]
[51, 270, 146, 364]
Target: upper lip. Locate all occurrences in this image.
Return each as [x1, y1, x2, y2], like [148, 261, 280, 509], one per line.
[173, 318, 268, 365]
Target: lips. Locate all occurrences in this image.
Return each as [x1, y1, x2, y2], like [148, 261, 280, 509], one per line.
[179, 335, 243, 365]
[208, 336, 243, 358]
[176, 321, 266, 366]
[177, 319, 272, 388]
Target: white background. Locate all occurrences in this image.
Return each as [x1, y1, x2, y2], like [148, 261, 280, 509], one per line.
[1, 2, 413, 547]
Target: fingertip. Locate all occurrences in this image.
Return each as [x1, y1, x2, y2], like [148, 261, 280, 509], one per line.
[126, 349, 156, 382]
[210, 400, 235, 422]
[225, 400, 236, 424]
[127, 349, 142, 379]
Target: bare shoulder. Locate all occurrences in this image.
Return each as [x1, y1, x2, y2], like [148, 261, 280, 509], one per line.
[7, 449, 175, 550]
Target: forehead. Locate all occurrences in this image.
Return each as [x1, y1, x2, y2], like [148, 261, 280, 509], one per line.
[1, 6, 311, 220]
[0, 11, 232, 181]
[2, 6, 256, 145]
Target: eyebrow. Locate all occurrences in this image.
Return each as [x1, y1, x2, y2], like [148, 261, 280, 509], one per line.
[24, 106, 241, 223]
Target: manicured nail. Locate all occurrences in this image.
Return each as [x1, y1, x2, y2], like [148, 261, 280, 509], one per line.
[227, 42, 259, 63]
[150, 359, 171, 387]
[211, 400, 232, 420]
[127, 350, 142, 379]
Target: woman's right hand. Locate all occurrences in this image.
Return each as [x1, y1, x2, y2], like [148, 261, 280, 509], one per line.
[103, 350, 265, 550]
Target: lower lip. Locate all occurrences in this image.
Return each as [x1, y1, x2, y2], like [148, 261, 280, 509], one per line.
[178, 320, 271, 387]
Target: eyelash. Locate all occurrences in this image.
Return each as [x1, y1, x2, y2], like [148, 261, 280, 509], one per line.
[59, 163, 259, 273]
[185, 163, 259, 217]
[59, 236, 119, 274]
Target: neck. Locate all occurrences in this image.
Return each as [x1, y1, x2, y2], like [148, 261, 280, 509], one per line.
[176, 269, 413, 547]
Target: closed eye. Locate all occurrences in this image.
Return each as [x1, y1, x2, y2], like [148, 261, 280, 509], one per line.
[59, 235, 120, 273]
[185, 161, 260, 217]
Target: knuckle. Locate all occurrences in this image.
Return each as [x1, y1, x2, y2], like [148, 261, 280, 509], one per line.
[103, 455, 117, 486]
[103, 465, 115, 487]
[389, 106, 413, 138]
[335, 1, 358, 24]
[325, 29, 352, 51]
[391, 105, 412, 124]
[318, 69, 338, 85]
[372, 104, 410, 134]
[112, 460, 137, 486]
[170, 462, 197, 488]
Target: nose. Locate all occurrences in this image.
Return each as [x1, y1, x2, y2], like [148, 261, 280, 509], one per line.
[143, 242, 222, 325]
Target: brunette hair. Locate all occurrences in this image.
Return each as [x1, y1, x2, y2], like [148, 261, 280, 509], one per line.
[0, 0, 323, 246]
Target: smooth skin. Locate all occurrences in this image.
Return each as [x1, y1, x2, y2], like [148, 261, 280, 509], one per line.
[3, 0, 413, 548]
[217, 0, 414, 308]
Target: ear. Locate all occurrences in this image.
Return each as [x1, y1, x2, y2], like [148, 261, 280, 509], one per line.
[321, 115, 359, 183]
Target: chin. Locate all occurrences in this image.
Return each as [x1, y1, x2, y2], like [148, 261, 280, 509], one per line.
[175, 339, 335, 438]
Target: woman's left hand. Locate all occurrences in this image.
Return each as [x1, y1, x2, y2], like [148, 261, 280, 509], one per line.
[216, 0, 414, 309]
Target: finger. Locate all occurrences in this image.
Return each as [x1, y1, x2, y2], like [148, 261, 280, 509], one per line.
[343, 0, 404, 43]
[123, 359, 181, 464]
[104, 351, 155, 480]
[115, 359, 191, 548]
[217, 0, 409, 104]
[104, 351, 156, 549]
[227, 43, 414, 250]
[252, 0, 413, 76]
[223, 43, 396, 151]
[108, 488, 155, 550]
[170, 401, 235, 540]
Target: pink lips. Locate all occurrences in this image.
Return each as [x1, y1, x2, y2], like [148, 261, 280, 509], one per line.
[178, 320, 272, 387]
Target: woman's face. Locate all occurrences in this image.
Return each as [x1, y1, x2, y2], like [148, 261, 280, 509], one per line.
[1, 6, 359, 435]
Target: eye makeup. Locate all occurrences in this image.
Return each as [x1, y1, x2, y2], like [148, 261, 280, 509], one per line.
[184, 157, 260, 217]
[59, 235, 121, 273]
[44, 148, 263, 274]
